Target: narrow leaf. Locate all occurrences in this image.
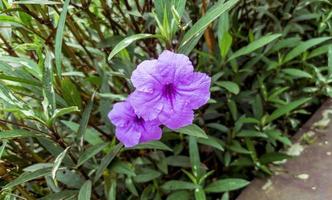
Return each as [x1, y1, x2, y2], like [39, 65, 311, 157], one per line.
[78, 180, 92, 200]
[108, 34, 153, 61]
[94, 143, 123, 182]
[162, 180, 198, 191]
[43, 49, 56, 116]
[133, 169, 162, 183]
[77, 143, 108, 167]
[282, 68, 313, 79]
[0, 129, 43, 139]
[77, 94, 95, 145]
[284, 37, 331, 63]
[61, 78, 82, 108]
[197, 136, 224, 151]
[13, 0, 61, 4]
[189, 136, 201, 177]
[205, 178, 249, 193]
[55, 0, 70, 77]
[328, 46, 332, 76]
[0, 140, 8, 159]
[179, 0, 239, 52]
[3, 167, 53, 189]
[217, 81, 240, 95]
[50, 106, 79, 125]
[267, 97, 311, 123]
[176, 124, 208, 139]
[228, 33, 282, 61]
[129, 141, 173, 152]
[52, 147, 70, 180]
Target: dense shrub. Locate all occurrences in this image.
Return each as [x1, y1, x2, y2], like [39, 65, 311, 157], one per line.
[0, 0, 331, 199]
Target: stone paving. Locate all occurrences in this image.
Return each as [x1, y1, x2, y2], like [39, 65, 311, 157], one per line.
[237, 100, 332, 200]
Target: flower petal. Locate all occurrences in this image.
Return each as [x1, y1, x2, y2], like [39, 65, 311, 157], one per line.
[139, 122, 162, 143]
[115, 126, 141, 147]
[159, 108, 194, 129]
[131, 59, 161, 93]
[177, 72, 211, 109]
[108, 101, 135, 127]
[129, 90, 163, 120]
[157, 50, 194, 84]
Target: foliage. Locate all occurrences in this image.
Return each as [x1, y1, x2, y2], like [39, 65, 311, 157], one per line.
[0, 0, 331, 199]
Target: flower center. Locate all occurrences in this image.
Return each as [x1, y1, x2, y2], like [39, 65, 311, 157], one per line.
[162, 83, 176, 100]
[134, 115, 144, 125]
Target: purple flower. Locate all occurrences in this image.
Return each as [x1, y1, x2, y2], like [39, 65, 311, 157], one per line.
[129, 50, 211, 129]
[108, 99, 162, 147]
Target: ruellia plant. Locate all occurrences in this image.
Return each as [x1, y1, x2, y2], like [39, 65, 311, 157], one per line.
[0, 0, 331, 199]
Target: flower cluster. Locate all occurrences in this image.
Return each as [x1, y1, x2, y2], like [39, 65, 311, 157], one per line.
[108, 50, 211, 147]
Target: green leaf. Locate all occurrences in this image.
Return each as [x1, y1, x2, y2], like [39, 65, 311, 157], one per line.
[308, 44, 332, 59]
[55, 0, 70, 77]
[39, 190, 77, 200]
[94, 143, 123, 182]
[43, 49, 56, 117]
[207, 123, 229, 133]
[98, 93, 127, 101]
[3, 167, 53, 189]
[12, 0, 61, 4]
[110, 160, 136, 176]
[205, 178, 249, 193]
[228, 33, 282, 61]
[125, 177, 139, 196]
[0, 129, 43, 139]
[37, 138, 74, 166]
[228, 141, 251, 154]
[284, 37, 331, 63]
[133, 169, 162, 183]
[0, 74, 41, 87]
[61, 78, 82, 108]
[197, 136, 224, 151]
[282, 68, 313, 79]
[269, 37, 301, 53]
[189, 136, 201, 177]
[265, 130, 292, 146]
[178, 0, 239, 53]
[166, 191, 190, 200]
[238, 117, 260, 125]
[108, 34, 154, 61]
[259, 152, 291, 165]
[77, 142, 108, 167]
[78, 180, 92, 200]
[61, 120, 103, 145]
[52, 147, 70, 180]
[194, 188, 206, 200]
[217, 81, 240, 95]
[0, 140, 8, 159]
[77, 94, 95, 145]
[0, 15, 25, 27]
[176, 124, 208, 138]
[162, 180, 198, 191]
[328, 46, 332, 76]
[221, 192, 229, 200]
[0, 56, 41, 79]
[178, 31, 204, 55]
[166, 156, 191, 167]
[267, 97, 311, 123]
[237, 130, 267, 138]
[55, 169, 84, 188]
[108, 177, 117, 200]
[129, 141, 173, 152]
[49, 106, 79, 125]
[220, 32, 233, 59]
